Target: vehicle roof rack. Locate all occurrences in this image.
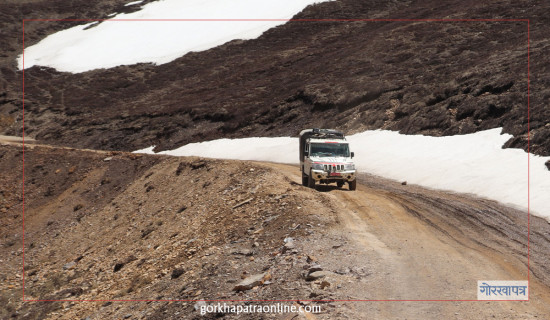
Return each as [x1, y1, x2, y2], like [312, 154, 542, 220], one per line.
[299, 129, 346, 161]
[301, 128, 345, 139]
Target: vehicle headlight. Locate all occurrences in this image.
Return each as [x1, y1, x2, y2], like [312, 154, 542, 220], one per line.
[312, 163, 324, 170]
[344, 163, 355, 170]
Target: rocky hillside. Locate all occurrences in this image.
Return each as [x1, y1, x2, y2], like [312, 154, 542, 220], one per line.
[1, 144, 350, 319]
[0, 0, 548, 155]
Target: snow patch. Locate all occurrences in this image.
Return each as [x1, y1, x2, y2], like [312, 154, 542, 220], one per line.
[18, 0, 330, 73]
[124, 0, 144, 6]
[134, 128, 550, 221]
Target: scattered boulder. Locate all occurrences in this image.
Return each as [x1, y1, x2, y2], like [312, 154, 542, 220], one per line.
[190, 160, 207, 170]
[282, 237, 296, 253]
[113, 255, 137, 272]
[232, 249, 253, 256]
[307, 264, 323, 274]
[233, 272, 271, 291]
[306, 271, 332, 281]
[306, 255, 317, 263]
[141, 225, 155, 238]
[113, 263, 124, 272]
[335, 267, 350, 275]
[59, 287, 84, 297]
[175, 162, 186, 176]
[171, 268, 185, 279]
[282, 241, 295, 253]
[63, 261, 76, 270]
[319, 280, 331, 289]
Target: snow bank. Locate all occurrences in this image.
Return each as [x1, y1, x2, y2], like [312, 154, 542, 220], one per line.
[133, 137, 297, 163]
[18, 0, 330, 73]
[134, 128, 550, 221]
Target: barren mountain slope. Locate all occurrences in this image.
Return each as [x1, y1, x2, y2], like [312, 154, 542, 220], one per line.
[2, 142, 550, 319]
[1, 0, 549, 155]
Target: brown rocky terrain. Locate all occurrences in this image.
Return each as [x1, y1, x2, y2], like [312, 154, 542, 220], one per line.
[0, 0, 549, 156]
[2, 140, 550, 319]
[1, 1, 550, 319]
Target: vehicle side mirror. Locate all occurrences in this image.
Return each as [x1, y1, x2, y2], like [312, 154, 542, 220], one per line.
[304, 151, 309, 157]
[351, 152, 354, 158]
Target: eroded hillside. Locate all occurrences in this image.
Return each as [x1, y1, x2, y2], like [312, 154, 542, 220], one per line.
[1, 144, 344, 319]
[1, 0, 549, 155]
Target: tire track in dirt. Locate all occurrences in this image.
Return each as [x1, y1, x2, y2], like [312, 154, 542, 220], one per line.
[267, 162, 550, 318]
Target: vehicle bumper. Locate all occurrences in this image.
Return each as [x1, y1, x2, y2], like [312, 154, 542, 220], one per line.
[311, 170, 356, 182]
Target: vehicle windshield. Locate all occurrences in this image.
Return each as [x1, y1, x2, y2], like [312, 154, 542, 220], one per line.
[310, 143, 350, 157]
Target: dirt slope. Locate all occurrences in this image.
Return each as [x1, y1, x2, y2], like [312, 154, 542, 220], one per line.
[1, 0, 549, 156]
[2, 142, 550, 319]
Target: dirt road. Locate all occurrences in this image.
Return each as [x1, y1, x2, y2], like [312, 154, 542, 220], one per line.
[269, 162, 550, 319]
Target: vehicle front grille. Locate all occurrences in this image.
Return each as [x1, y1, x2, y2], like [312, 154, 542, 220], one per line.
[324, 164, 343, 172]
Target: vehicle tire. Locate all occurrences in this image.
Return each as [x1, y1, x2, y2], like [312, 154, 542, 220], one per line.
[348, 179, 357, 191]
[337, 181, 344, 188]
[307, 171, 316, 189]
[302, 172, 308, 186]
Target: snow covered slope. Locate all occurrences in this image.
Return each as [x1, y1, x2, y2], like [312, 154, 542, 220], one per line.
[135, 128, 550, 222]
[18, 0, 329, 73]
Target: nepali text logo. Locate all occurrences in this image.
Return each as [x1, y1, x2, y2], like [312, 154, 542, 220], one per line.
[477, 280, 528, 300]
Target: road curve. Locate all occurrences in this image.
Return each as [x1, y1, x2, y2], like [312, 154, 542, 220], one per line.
[267, 162, 550, 319]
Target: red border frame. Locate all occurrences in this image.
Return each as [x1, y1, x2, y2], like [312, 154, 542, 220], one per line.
[21, 18, 530, 303]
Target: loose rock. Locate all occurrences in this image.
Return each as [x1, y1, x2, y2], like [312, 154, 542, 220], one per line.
[233, 272, 270, 291]
[232, 249, 253, 256]
[307, 264, 323, 274]
[63, 261, 76, 270]
[306, 271, 331, 281]
[319, 280, 331, 289]
[282, 241, 295, 253]
[171, 268, 185, 279]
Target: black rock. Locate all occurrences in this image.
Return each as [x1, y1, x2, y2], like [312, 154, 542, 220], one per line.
[171, 268, 185, 279]
[113, 263, 124, 272]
